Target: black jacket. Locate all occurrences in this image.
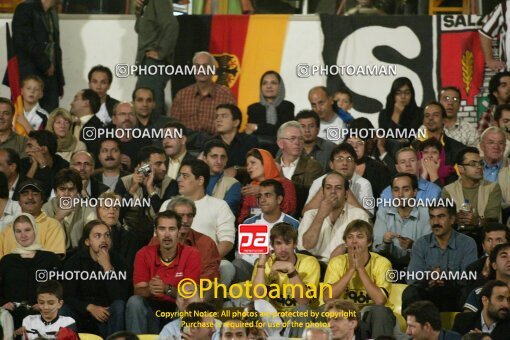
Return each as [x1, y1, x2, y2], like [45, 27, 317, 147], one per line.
[453, 312, 510, 340]
[12, 0, 64, 94]
[247, 100, 295, 136]
[90, 177, 110, 199]
[105, 95, 119, 119]
[79, 115, 105, 167]
[20, 154, 69, 198]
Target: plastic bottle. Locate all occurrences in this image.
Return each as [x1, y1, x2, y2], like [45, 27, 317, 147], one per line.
[458, 199, 472, 230]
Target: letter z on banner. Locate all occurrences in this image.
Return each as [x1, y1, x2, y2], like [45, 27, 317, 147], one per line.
[238, 224, 269, 254]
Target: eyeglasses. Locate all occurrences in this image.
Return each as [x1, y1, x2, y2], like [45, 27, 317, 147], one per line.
[333, 156, 354, 163]
[279, 136, 304, 143]
[442, 95, 459, 102]
[462, 161, 484, 168]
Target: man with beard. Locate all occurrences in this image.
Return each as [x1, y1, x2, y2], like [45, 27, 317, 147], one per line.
[404, 301, 461, 340]
[61, 220, 128, 337]
[0, 98, 27, 157]
[454, 280, 510, 339]
[0, 179, 65, 257]
[92, 138, 130, 190]
[276, 121, 323, 214]
[479, 72, 510, 133]
[308, 86, 345, 144]
[70, 151, 109, 198]
[115, 145, 178, 245]
[402, 203, 478, 312]
[162, 121, 195, 180]
[110, 102, 152, 172]
[298, 171, 369, 263]
[294, 110, 336, 174]
[303, 143, 373, 216]
[494, 104, 510, 159]
[463, 243, 510, 314]
[443, 147, 502, 229]
[373, 173, 431, 271]
[126, 210, 201, 334]
[437, 87, 479, 147]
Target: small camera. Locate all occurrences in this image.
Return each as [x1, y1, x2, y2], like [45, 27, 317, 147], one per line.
[138, 163, 152, 177]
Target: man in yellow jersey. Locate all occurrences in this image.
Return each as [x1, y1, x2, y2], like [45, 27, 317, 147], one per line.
[323, 219, 397, 339]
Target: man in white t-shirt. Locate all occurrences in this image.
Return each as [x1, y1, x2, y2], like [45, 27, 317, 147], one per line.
[309, 86, 345, 144]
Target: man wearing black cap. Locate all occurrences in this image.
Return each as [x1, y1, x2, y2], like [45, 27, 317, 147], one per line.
[0, 179, 65, 258]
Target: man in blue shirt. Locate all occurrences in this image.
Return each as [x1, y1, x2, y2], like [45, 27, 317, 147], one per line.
[379, 148, 441, 206]
[373, 173, 431, 271]
[404, 301, 461, 340]
[402, 202, 478, 312]
[202, 139, 241, 216]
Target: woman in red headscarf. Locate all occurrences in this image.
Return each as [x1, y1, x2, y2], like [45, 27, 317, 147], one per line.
[237, 148, 296, 224]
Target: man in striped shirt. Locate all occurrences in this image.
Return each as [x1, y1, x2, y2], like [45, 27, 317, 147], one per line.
[480, 1, 510, 71]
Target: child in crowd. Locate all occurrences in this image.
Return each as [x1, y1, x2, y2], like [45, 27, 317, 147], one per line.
[15, 75, 49, 135]
[19, 281, 76, 339]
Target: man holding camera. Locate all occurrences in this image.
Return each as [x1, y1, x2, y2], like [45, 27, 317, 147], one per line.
[115, 145, 178, 246]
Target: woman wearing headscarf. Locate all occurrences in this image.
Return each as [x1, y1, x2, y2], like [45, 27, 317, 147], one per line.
[0, 213, 61, 330]
[246, 71, 295, 155]
[46, 108, 87, 162]
[237, 148, 296, 224]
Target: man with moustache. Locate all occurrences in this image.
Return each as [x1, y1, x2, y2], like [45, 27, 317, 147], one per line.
[0, 179, 65, 257]
[61, 220, 128, 337]
[298, 171, 369, 263]
[493, 104, 510, 158]
[379, 147, 441, 203]
[162, 121, 195, 180]
[402, 203, 478, 311]
[443, 147, 503, 229]
[91, 138, 130, 190]
[308, 86, 345, 144]
[126, 210, 201, 334]
[70, 151, 109, 198]
[479, 72, 510, 133]
[454, 280, 510, 339]
[115, 145, 178, 245]
[0, 98, 27, 156]
[303, 143, 374, 216]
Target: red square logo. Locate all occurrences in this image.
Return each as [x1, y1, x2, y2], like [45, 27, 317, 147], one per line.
[238, 224, 269, 254]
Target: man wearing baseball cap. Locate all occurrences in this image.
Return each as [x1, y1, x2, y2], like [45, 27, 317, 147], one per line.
[0, 178, 65, 258]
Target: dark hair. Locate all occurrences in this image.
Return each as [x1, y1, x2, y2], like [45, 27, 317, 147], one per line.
[489, 72, 510, 105]
[154, 210, 182, 230]
[106, 331, 140, 340]
[428, 199, 457, 217]
[334, 87, 353, 102]
[456, 146, 480, 166]
[439, 86, 461, 101]
[259, 179, 284, 198]
[349, 117, 375, 130]
[81, 89, 101, 114]
[330, 142, 358, 163]
[0, 97, 14, 115]
[391, 173, 418, 191]
[489, 243, 510, 268]
[54, 168, 83, 192]
[424, 101, 447, 119]
[385, 77, 418, 113]
[180, 159, 210, 189]
[0, 145, 20, 174]
[203, 139, 228, 157]
[220, 318, 248, 337]
[28, 130, 58, 155]
[80, 220, 109, 248]
[482, 222, 510, 244]
[494, 103, 510, 122]
[480, 280, 509, 304]
[270, 222, 298, 245]
[99, 138, 121, 150]
[418, 138, 443, 153]
[88, 65, 113, 84]
[0, 173, 8, 199]
[132, 87, 155, 101]
[461, 333, 493, 340]
[163, 121, 188, 137]
[295, 110, 320, 128]
[259, 70, 282, 87]
[37, 280, 63, 300]
[321, 171, 350, 192]
[403, 300, 441, 331]
[138, 145, 166, 164]
[246, 148, 263, 164]
[216, 103, 242, 123]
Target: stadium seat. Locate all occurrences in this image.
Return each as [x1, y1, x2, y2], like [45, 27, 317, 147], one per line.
[138, 335, 159, 340]
[441, 312, 459, 330]
[78, 334, 102, 340]
[387, 283, 407, 315]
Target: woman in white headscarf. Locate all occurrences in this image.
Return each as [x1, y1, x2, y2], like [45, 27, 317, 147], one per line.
[0, 213, 61, 331]
[246, 71, 295, 155]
